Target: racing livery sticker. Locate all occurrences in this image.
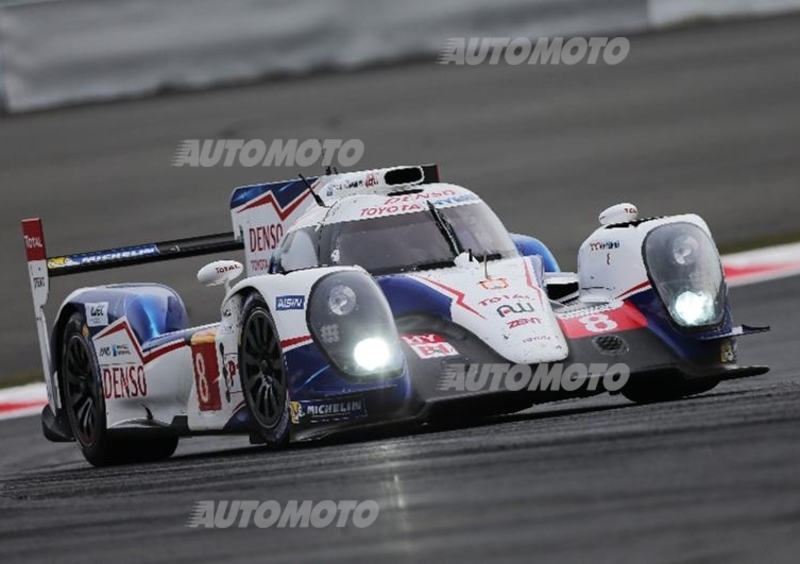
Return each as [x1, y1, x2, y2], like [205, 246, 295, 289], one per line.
[289, 396, 367, 423]
[557, 302, 647, 339]
[86, 302, 109, 327]
[102, 365, 147, 400]
[403, 334, 459, 359]
[276, 295, 306, 311]
[479, 277, 509, 290]
[192, 341, 222, 412]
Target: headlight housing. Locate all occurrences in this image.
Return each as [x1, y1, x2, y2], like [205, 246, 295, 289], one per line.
[308, 271, 404, 378]
[643, 223, 726, 329]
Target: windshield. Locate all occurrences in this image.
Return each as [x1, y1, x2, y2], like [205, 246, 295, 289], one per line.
[276, 201, 518, 275]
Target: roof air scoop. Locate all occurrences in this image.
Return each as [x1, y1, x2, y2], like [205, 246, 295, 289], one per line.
[384, 166, 424, 186]
[599, 203, 638, 226]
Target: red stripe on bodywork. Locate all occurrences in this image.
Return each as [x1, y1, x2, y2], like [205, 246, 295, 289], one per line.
[144, 341, 186, 364]
[557, 301, 648, 339]
[417, 277, 485, 319]
[616, 281, 652, 300]
[281, 335, 313, 348]
[239, 187, 312, 216]
[95, 320, 186, 364]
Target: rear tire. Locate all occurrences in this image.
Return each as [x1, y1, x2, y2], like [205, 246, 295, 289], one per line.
[61, 312, 178, 466]
[238, 294, 291, 446]
[621, 374, 720, 404]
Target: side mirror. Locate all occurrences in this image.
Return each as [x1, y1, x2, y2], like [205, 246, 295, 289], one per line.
[197, 260, 244, 291]
[599, 203, 638, 226]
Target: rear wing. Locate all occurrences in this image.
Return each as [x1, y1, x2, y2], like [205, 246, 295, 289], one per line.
[21, 218, 243, 409]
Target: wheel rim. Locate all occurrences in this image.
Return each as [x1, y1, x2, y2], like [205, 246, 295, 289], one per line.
[241, 309, 286, 428]
[64, 335, 99, 445]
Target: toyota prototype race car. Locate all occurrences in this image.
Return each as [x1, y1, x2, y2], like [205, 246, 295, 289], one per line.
[21, 164, 769, 466]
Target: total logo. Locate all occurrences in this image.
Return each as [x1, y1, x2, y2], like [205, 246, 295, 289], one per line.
[24, 235, 43, 249]
[215, 264, 240, 275]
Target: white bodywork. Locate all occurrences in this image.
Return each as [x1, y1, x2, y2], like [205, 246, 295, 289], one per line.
[23, 164, 723, 437]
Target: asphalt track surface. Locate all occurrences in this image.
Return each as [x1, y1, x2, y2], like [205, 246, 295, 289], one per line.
[0, 14, 799, 564]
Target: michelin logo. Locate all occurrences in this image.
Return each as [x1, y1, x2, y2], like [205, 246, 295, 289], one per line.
[290, 397, 367, 423]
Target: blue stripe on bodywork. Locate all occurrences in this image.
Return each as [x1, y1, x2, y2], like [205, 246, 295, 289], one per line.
[628, 289, 734, 360]
[376, 275, 453, 320]
[230, 178, 318, 209]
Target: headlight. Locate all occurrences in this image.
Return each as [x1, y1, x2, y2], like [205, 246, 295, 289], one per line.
[353, 337, 393, 371]
[673, 290, 715, 326]
[328, 284, 357, 316]
[672, 235, 699, 266]
[308, 271, 404, 378]
[644, 223, 726, 330]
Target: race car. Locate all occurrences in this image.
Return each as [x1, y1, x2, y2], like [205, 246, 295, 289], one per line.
[21, 164, 768, 466]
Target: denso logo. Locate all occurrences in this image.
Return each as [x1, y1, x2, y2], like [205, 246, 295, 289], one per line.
[24, 235, 43, 249]
[102, 365, 147, 399]
[249, 224, 284, 252]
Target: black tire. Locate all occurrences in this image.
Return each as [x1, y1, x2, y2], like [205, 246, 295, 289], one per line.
[238, 294, 291, 446]
[61, 312, 178, 466]
[621, 374, 720, 404]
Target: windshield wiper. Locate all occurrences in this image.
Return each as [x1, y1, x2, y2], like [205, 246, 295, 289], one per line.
[408, 259, 456, 272]
[426, 200, 462, 257]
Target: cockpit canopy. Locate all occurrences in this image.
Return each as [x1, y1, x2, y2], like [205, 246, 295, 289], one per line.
[275, 198, 518, 275]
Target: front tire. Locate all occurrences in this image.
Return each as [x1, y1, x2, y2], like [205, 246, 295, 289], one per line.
[238, 294, 291, 446]
[61, 312, 178, 466]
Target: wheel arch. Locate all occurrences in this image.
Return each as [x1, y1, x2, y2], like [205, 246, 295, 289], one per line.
[43, 304, 82, 441]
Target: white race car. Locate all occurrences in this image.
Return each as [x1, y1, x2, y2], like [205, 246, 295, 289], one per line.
[21, 164, 767, 466]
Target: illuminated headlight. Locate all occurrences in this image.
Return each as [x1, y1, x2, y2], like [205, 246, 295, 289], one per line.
[308, 271, 404, 378]
[353, 337, 392, 371]
[644, 222, 726, 330]
[673, 290, 715, 326]
[328, 284, 357, 316]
